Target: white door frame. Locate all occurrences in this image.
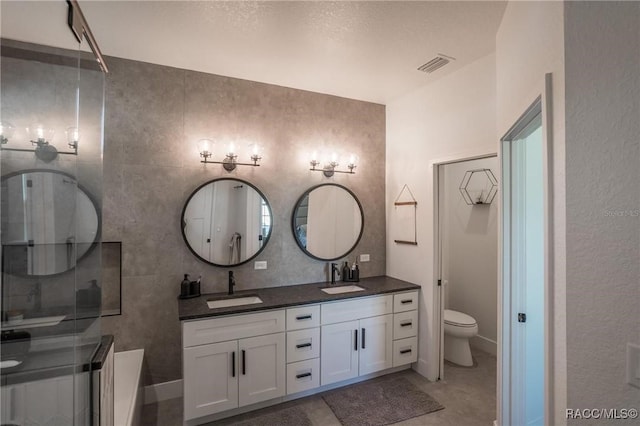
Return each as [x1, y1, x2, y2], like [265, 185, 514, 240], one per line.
[431, 152, 497, 380]
[498, 73, 554, 426]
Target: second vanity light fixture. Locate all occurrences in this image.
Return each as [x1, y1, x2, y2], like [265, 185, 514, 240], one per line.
[309, 151, 357, 177]
[197, 139, 262, 172]
[0, 122, 79, 163]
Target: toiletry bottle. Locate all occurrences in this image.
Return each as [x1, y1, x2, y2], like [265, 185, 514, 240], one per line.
[189, 276, 201, 297]
[352, 261, 360, 282]
[180, 274, 190, 298]
[342, 261, 350, 282]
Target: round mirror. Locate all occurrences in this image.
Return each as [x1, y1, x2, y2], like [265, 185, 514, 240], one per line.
[181, 178, 272, 267]
[292, 184, 364, 261]
[1, 170, 100, 277]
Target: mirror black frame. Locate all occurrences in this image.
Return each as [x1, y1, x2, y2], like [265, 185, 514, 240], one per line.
[291, 183, 364, 261]
[181, 178, 273, 267]
[0, 168, 102, 278]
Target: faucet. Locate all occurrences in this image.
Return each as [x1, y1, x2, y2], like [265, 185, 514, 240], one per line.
[228, 271, 235, 295]
[330, 263, 340, 285]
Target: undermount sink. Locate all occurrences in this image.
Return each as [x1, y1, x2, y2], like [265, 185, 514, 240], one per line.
[321, 285, 365, 294]
[207, 296, 263, 309]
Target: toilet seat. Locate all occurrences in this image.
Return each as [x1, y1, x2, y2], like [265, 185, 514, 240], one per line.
[444, 309, 477, 327]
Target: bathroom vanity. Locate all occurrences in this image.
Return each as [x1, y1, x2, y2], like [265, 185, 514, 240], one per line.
[179, 275, 419, 425]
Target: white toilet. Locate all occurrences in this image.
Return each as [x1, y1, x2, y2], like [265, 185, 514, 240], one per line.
[444, 309, 478, 367]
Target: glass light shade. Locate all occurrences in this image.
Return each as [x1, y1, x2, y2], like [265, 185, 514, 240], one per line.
[347, 154, 358, 166]
[197, 138, 214, 155]
[225, 142, 236, 157]
[28, 124, 54, 142]
[0, 122, 15, 141]
[249, 143, 263, 157]
[329, 152, 339, 166]
[66, 127, 79, 144]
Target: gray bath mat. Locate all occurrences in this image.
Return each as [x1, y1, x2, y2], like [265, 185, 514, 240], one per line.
[226, 405, 312, 426]
[322, 375, 444, 425]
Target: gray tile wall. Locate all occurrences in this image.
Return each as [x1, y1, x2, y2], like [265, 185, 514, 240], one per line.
[100, 57, 386, 385]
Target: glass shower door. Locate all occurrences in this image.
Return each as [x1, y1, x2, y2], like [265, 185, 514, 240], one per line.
[1, 1, 106, 424]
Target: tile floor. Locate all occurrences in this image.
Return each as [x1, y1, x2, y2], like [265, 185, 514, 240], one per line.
[141, 348, 496, 426]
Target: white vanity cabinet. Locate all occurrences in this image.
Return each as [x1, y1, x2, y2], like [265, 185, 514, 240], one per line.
[182, 310, 286, 421]
[320, 295, 394, 385]
[182, 285, 420, 424]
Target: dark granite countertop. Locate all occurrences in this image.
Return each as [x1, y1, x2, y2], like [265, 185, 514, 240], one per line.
[179, 275, 420, 321]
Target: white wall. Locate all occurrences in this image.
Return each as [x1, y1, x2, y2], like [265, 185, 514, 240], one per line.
[442, 157, 498, 354]
[386, 52, 497, 380]
[495, 1, 566, 423]
[564, 0, 640, 415]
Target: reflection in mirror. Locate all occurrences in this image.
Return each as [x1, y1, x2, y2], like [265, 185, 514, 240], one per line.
[1, 170, 100, 276]
[292, 184, 364, 261]
[182, 178, 272, 266]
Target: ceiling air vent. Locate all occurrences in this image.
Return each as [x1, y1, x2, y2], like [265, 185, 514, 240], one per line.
[417, 54, 456, 74]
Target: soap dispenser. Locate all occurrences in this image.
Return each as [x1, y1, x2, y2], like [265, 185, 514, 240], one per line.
[341, 261, 350, 282]
[180, 274, 190, 298]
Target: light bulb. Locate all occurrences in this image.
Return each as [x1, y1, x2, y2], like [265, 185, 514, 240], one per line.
[226, 142, 236, 157]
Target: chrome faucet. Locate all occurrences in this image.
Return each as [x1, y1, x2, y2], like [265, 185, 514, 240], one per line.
[330, 263, 340, 285]
[228, 271, 235, 295]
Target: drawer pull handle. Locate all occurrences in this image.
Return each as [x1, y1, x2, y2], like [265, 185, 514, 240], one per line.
[400, 349, 412, 354]
[401, 299, 412, 304]
[296, 342, 312, 349]
[400, 322, 412, 327]
[242, 350, 246, 375]
[296, 315, 312, 320]
[296, 372, 312, 379]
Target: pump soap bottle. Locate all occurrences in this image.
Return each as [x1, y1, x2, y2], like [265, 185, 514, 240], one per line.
[180, 274, 190, 298]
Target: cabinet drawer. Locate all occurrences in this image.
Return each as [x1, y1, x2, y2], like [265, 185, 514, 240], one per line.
[286, 305, 320, 330]
[393, 291, 419, 313]
[286, 358, 320, 395]
[321, 295, 392, 325]
[393, 310, 418, 340]
[392, 337, 418, 367]
[183, 310, 285, 347]
[286, 328, 320, 363]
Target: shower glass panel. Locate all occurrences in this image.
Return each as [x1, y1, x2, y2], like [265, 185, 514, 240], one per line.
[1, 1, 105, 424]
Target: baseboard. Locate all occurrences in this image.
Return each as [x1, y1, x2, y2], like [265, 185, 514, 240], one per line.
[471, 335, 497, 356]
[144, 379, 183, 405]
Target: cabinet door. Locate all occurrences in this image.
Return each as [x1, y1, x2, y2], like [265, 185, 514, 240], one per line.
[321, 320, 359, 385]
[183, 340, 238, 420]
[359, 314, 393, 375]
[238, 333, 285, 407]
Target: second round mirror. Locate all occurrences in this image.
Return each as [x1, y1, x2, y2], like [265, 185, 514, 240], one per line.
[292, 184, 364, 261]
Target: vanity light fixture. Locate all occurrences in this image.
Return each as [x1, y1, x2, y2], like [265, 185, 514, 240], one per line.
[198, 139, 262, 172]
[0, 123, 79, 163]
[309, 151, 357, 177]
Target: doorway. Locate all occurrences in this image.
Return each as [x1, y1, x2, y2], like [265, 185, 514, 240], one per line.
[500, 94, 549, 426]
[434, 155, 499, 379]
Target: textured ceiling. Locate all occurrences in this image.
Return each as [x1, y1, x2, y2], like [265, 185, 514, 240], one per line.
[1, 1, 507, 104]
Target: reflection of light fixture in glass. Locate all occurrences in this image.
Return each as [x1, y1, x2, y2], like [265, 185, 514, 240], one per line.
[1, 123, 79, 163]
[198, 139, 262, 172]
[310, 151, 357, 177]
[66, 127, 79, 150]
[0, 122, 15, 144]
